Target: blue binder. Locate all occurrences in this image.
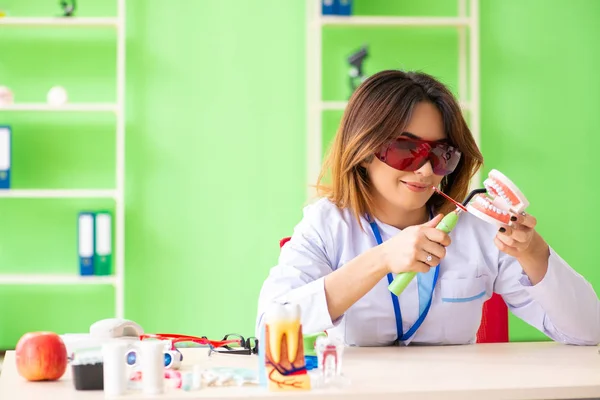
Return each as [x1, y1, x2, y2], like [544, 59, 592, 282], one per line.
[322, 0, 335, 15]
[337, 0, 353, 15]
[78, 212, 95, 276]
[0, 126, 11, 189]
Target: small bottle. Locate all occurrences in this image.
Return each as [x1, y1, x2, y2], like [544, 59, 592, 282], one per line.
[181, 372, 193, 391]
[139, 341, 165, 395]
[102, 342, 129, 396]
[192, 364, 203, 390]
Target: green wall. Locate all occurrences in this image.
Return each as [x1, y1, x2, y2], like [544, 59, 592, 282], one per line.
[0, 0, 598, 348]
[480, 0, 600, 341]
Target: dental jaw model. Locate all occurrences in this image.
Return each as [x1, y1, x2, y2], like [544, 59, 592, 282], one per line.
[258, 303, 311, 391]
[467, 169, 529, 226]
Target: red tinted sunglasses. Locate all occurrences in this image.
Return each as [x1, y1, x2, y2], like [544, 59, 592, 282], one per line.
[375, 138, 461, 176]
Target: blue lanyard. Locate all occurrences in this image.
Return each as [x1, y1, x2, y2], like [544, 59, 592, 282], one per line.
[368, 215, 440, 342]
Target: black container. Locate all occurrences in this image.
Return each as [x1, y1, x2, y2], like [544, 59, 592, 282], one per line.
[72, 362, 104, 390]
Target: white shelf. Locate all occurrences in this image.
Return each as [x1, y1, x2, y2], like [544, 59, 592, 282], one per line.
[321, 100, 471, 111]
[0, 103, 118, 113]
[321, 101, 348, 111]
[0, 17, 119, 28]
[0, 189, 117, 199]
[0, 274, 116, 285]
[306, 0, 481, 199]
[0, 1, 127, 322]
[320, 16, 471, 27]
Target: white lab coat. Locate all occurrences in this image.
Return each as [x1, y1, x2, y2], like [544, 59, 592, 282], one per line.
[256, 198, 600, 346]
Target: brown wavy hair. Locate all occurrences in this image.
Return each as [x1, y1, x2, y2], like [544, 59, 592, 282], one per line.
[316, 70, 484, 225]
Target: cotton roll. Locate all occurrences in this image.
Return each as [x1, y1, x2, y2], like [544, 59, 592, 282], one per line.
[139, 341, 165, 394]
[102, 341, 129, 396]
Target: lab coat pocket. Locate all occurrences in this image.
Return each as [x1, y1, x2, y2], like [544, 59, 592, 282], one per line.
[439, 276, 488, 344]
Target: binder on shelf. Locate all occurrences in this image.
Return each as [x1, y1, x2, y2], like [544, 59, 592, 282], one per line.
[0, 125, 11, 189]
[322, 0, 335, 15]
[322, 0, 352, 16]
[78, 212, 95, 276]
[337, 0, 352, 15]
[94, 211, 112, 276]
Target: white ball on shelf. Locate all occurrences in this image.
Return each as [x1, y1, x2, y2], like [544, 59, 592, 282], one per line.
[47, 86, 68, 106]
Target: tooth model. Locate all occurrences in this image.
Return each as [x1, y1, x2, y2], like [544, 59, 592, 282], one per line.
[466, 169, 530, 226]
[258, 303, 311, 391]
[315, 336, 344, 383]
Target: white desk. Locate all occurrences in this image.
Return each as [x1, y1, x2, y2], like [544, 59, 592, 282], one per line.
[1, 342, 599, 399]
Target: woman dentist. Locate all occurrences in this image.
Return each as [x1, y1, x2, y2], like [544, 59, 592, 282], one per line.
[256, 70, 600, 346]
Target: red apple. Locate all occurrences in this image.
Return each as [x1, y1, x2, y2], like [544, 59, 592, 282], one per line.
[15, 331, 68, 381]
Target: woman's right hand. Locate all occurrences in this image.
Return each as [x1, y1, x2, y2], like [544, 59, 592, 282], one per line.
[379, 213, 451, 274]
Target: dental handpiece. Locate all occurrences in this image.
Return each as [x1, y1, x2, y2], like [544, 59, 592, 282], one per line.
[387, 209, 461, 296]
[387, 187, 486, 297]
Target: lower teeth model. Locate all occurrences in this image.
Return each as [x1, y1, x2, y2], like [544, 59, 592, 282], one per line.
[466, 169, 530, 226]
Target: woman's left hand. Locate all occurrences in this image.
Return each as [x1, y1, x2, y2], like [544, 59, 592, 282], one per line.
[495, 212, 550, 284]
[495, 212, 550, 260]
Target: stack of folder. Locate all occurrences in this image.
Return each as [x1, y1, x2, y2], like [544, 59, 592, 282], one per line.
[78, 211, 113, 276]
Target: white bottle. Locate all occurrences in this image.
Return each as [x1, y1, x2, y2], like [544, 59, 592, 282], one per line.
[192, 364, 203, 390]
[139, 341, 165, 394]
[102, 341, 129, 396]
